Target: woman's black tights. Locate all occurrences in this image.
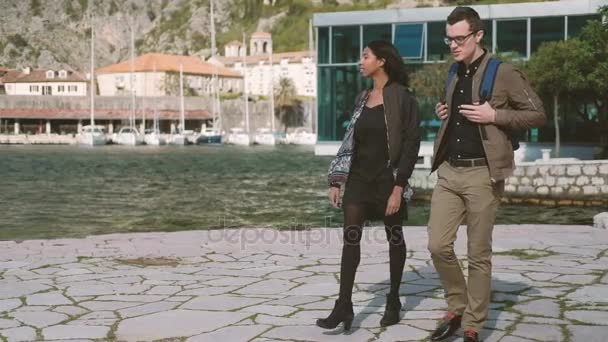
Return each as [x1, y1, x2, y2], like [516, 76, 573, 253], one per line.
[338, 204, 407, 302]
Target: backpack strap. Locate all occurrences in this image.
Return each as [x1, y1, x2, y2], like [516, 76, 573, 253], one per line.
[479, 57, 502, 102]
[445, 63, 459, 99]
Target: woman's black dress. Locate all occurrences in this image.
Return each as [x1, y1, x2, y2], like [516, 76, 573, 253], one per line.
[342, 104, 407, 221]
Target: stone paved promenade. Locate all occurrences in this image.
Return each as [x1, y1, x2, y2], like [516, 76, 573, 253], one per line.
[1, 225, 607, 342]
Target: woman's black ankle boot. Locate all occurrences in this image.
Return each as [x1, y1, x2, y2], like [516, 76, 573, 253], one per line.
[316, 299, 354, 331]
[380, 292, 402, 327]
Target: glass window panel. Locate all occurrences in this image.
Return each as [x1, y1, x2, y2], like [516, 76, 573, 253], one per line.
[427, 21, 447, 61]
[394, 24, 424, 59]
[363, 24, 392, 46]
[332, 26, 360, 64]
[531, 17, 565, 53]
[481, 20, 492, 49]
[568, 15, 601, 39]
[317, 26, 329, 64]
[317, 66, 365, 141]
[496, 20, 527, 58]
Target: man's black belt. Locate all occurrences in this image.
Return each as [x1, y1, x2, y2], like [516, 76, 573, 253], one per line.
[447, 157, 487, 167]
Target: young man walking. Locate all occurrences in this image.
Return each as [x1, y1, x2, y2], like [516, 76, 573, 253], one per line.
[428, 7, 546, 342]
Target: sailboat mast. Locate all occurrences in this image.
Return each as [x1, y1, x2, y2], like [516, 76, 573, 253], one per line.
[309, 18, 315, 133]
[179, 64, 185, 134]
[269, 45, 275, 132]
[242, 32, 249, 134]
[130, 17, 135, 130]
[153, 62, 158, 132]
[210, 0, 218, 130]
[89, 15, 95, 127]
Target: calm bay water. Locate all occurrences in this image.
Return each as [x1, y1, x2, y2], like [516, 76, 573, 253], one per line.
[0, 145, 600, 240]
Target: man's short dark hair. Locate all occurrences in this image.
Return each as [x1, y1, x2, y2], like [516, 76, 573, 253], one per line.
[447, 6, 484, 33]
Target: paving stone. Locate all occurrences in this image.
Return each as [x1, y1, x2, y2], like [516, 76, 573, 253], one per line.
[186, 325, 272, 342]
[564, 310, 608, 325]
[567, 285, 608, 303]
[488, 310, 519, 321]
[115, 310, 249, 341]
[403, 297, 447, 311]
[568, 325, 608, 342]
[165, 296, 192, 302]
[402, 310, 444, 320]
[94, 295, 168, 303]
[56, 268, 93, 276]
[266, 270, 314, 280]
[0, 299, 22, 313]
[118, 301, 179, 318]
[26, 291, 72, 306]
[523, 317, 570, 326]
[477, 329, 507, 342]
[79, 301, 144, 311]
[11, 311, 68, 328]
[42, 325, 109, 340]
[524, 272, 560, 281]
[512, 299, 560, 318]
[235, 319, 256, 326]
[2, 226, 608, 341]
[522, 286, 572, 298]
[262, 325, 375, 341]
[401, 319, 438, 331]
[281, 283, 338, 296]
[485, 319, 513, 330]
[66, 284, 150, 297]
[293, 275, 337, 284]
[53, 305, 88, 316]
[265, 295, 324, 306]
[511, 323, 563, 341]
[11, 305, 49, 313]
[182, 295, 268, 311]
[500, 335, 537, 342]
[236, 279, 295, 295]
[204, 276, 261, 287]
[0, 326, 37, 342]
[0, 280, 50, 299]
[0, 318, 20, 329]
[377, 324, 428, 341]
[553, 274, 598, 285]
[240, 304, 299, 316]
[255, 314, 311, 326]
[178, 286, 240, 296]
[145, 285, 182, 295]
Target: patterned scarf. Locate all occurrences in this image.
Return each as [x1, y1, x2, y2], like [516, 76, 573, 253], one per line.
[327, 90, 370, 187]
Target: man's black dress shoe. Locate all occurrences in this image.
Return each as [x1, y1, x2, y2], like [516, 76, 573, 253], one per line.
[430, 312, 462, 341]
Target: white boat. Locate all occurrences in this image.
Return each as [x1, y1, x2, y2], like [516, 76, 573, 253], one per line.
[226, 128, 251, 146]
[169, 133, 188, 145]
[196, 127, 222, 144]
[78, 125, 107, 146]
[78, 18, 106, 147]
[169, 64, 189, 146]
[253, 128, 276, 145]
[115, 126, 144, 146]
[287, 128, 317, 145]
[144, 129, 166, 146]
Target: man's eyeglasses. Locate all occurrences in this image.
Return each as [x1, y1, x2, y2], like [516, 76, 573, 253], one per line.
[443, 31, 478, 46]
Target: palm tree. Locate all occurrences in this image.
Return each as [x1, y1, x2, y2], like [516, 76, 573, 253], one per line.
[274, 77, 301, 132]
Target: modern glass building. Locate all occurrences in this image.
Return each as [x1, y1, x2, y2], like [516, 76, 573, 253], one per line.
[313, 0, 606, 154]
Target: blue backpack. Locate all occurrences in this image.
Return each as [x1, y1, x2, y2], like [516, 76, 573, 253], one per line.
[446, 58, 521, 150]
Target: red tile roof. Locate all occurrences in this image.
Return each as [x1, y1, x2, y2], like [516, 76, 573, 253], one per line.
[2, 70, 86, 83]
[0, 108, 211, 120]
[216, 50, 314, 67]
[96, 53, 242, 78]
[251, 31, 271, 38]
[225, 40, 243, 46]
